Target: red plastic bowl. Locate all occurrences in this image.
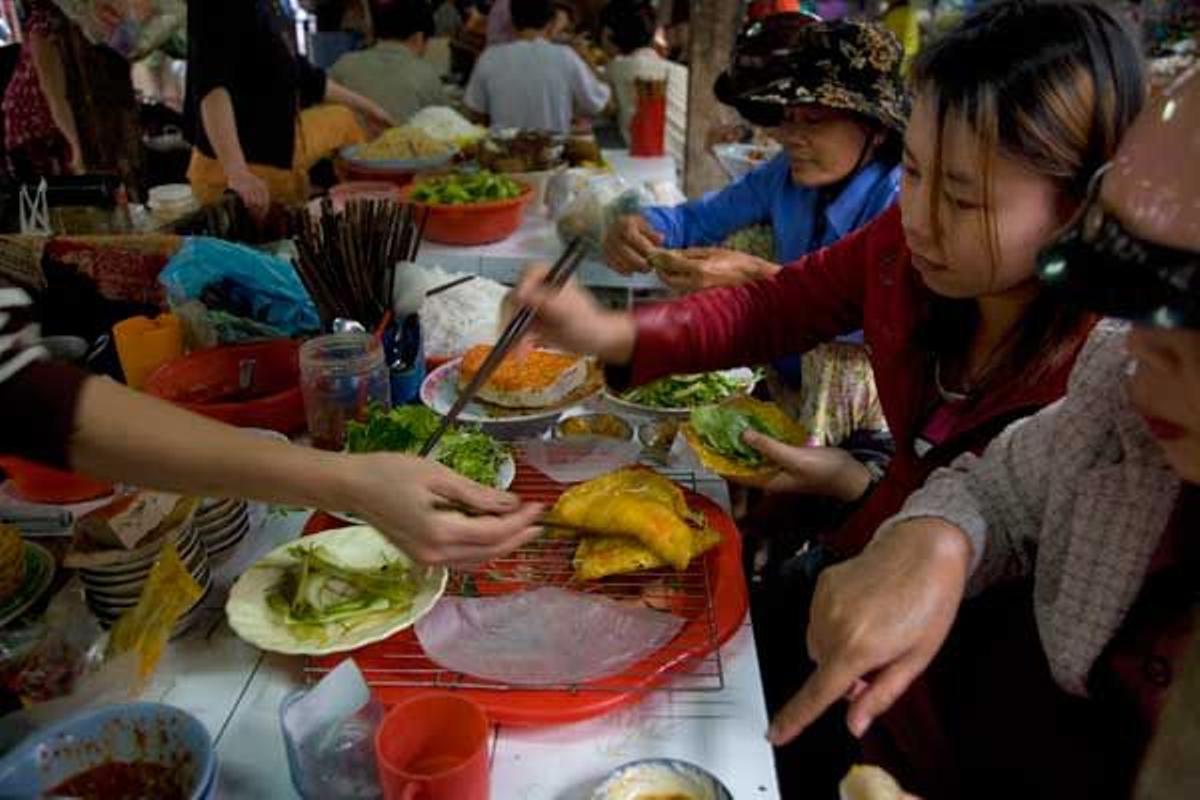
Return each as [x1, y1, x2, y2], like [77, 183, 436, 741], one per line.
[336, 159, 418, 190]
[0, 457, 112, 504]
[399, 182, 533, 246]
[143, 340, 306, 434]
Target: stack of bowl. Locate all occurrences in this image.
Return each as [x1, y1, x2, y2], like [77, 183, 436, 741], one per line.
[195, 498, 252, 563]
[78, 521, 212, 635]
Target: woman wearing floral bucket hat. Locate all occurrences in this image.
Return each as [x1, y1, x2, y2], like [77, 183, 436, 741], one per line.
[604, 13, 908, 298]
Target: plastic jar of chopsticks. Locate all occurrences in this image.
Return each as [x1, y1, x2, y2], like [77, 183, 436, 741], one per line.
[299, 333, 391, 450]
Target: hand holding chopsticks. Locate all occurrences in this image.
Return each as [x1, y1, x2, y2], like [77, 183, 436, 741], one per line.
[420, 238, 590, 457]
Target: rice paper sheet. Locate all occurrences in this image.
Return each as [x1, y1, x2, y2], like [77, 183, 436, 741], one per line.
[414, 587, 685, 686]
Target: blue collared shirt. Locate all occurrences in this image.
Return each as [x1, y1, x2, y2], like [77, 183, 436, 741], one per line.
[641, 153, 901, 385]
[642, 152, 900, 263]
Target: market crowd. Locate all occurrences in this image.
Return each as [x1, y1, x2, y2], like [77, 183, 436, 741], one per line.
[1, 0, 1199, 797]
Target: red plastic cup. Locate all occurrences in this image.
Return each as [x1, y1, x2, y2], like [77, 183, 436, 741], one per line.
[375, 693, 490, 800]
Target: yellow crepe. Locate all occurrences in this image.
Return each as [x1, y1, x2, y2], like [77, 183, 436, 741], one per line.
[681, 396, 807, 488]
[547, 467, 699, 571]
[573, 525, 722, 581]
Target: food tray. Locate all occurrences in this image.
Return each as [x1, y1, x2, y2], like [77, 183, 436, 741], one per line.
[304, 463, 749, 726]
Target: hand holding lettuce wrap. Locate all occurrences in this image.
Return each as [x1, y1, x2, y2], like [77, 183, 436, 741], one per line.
[683, 396, 870, 500]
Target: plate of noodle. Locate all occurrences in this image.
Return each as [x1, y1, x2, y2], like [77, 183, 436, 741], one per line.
[341, 126, 457, 171]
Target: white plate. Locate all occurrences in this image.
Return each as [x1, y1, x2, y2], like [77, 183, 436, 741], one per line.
[327, 454, 516, 526]
[602, 368, 759, 419]
[421, 357, 602, 438]
[226, 526, 448, 656]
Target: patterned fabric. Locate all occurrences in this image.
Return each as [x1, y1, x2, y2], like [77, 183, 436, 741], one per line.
[0, 281, 89, 466]
[880, 321, 1183, 696]
[722, 225, 888, 444]
[713, 15, 909, 134]
[0, 286, 46, 384]
[766, 343, 888, 446]
[2, 0, 69, 163]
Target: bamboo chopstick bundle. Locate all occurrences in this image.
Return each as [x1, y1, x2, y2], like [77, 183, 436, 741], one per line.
[292, 198, 430, 330]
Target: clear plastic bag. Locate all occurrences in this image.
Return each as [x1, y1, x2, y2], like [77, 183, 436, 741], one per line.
[280, 660, 384, 799]
[50, 0, 186, 60]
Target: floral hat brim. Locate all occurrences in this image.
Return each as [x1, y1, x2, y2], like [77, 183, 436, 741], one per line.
[714, 16, 910, 133]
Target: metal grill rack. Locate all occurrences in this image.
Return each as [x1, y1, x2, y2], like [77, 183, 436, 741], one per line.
[307, 467, 729, 695]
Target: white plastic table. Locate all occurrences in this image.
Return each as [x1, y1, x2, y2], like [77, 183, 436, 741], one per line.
[142, 151, 780, 798]
[147, 468, 780, 799]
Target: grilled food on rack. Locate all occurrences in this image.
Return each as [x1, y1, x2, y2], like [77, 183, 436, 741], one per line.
[546, 467, 721, 580]
[458, 344, 588, 408]
[681, 396, 807, 488]
[0, 524, 25, 603]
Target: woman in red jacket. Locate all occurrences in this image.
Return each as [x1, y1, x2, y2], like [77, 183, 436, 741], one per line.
[514, 0, 1146, 784]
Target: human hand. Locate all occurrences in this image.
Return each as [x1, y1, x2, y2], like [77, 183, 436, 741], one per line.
[603, 214, 664, 274]
[767, 519, 972, 746]
[342, 453, 545, 567]
[507, 263, 637, 365]
[226, 166, 270, 219]
[652, 247, 779, 294]
[736, 434, 872, 501]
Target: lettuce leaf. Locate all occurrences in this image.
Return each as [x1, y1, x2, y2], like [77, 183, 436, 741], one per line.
[690, 405, 784, 465]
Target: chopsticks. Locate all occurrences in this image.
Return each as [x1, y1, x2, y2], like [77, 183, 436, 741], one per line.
[419, 238, 588, 457]
[425, 274, 476, 298]
[293, 199, 429, 331]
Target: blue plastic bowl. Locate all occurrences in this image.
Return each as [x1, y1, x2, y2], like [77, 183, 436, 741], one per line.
[0, 702, 216, 799]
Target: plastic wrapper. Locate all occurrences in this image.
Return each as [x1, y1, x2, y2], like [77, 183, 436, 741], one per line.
[281, 659, 384, 799]
[108, 542, 203, 681]
[159, 237, 321, 337]
[0, 542, 202, 748]
[554, 175, 646, 251]
[0, 583, 127, 751]
[554, 174, 687, 252]
[50, 0, 185, 60]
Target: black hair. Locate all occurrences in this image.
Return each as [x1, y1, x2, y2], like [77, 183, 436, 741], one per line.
[912, 0, 1146, 402]
[510, 0, 556, 31]
[602, 0, 656, 54]
[373, 0, 435, 41]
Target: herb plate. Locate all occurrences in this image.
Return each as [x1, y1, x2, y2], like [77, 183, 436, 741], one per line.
[603, 368, 759, 418]
[226, 526, 448, 656]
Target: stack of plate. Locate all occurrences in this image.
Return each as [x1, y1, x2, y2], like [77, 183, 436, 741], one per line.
[78, 521, 212, 635]
[195, 498, 251, 563]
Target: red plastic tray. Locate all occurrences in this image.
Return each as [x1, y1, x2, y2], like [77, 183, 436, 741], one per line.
[305, 464, 749, 726]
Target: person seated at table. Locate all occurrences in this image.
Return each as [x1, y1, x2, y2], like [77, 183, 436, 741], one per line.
[464, 0, 611, 133]
[777, 66, 1200, 798]
[186, 0, 396, 216]
[330, 0, 449, 125]
[0, 288, 543, 567]
[508, 1, 1144, 793]
[604, 13, 904, 292]
[602, 0, 688, 167]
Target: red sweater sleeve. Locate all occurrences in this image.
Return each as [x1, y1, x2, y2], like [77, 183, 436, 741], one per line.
[624, 204, 899, 387]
